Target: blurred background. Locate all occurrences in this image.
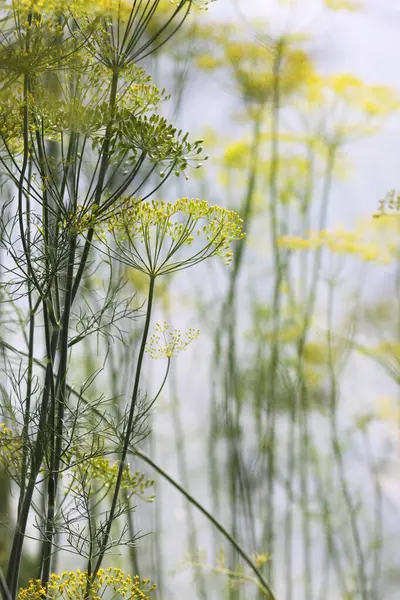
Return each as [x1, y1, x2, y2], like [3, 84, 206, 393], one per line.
[3, 0, 400, 598]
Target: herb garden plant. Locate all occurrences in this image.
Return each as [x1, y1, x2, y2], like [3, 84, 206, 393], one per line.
[0, 1, 262, 598]
[2, 1, 397, 599]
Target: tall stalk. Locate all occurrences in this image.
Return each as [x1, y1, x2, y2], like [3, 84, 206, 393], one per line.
[262, 40, 285, 587]
[226, 114, 263, 600]
[6, 325, 58, 596]
[295, 143, 336, 600]
[283, 142, 316, 600]
[92, 275, 156, 577]
[71, 69, 120, 303]
[40, 236, 77, 585]
[326, 280, 368, 600]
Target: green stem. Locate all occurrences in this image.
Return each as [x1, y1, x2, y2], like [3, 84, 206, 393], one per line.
[149, 427, 164, 596]
[363, 431, 382, 600]
[71, 69, 120, 304]
[40, 237, 76, 586]
[134, 448, 277, 600]
[262, 40, 284, 588]
[17, 51, 42, 296]
[18, 157, 35, 518]
[219, 114, 262, 599]
[108, 328, 142, 578]
[92, 275, 156, 576]
[326, 281, 368, 600]
[1, 338, 275, 599]
[285, 141, 336, 600]
[6, 324, 58, 597]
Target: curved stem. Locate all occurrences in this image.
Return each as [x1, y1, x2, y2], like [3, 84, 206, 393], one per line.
[2, 336, 276, 599]
[134, 448, 277, 600]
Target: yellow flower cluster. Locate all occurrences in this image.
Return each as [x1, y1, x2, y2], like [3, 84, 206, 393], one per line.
[303, 341, 329, 365]
[223, 140, 250, 170]
[75, 0, 132, 18]
[278, 228, 392, 264]
[253, 552, 271, 568]
[0, 90, 27, 150]
[196, 55, 220, 70]
[70, 455, 155, 500]
[73, 0, 203, 19]
[0, 422, 22, 467]
[64, 205, 99, 236]
[13, 0, 65, 18]
[225, 41, 269, 65]
[277, 324, 303, 343]
[304, 74, 399, 114]
[278, 235, 319, 252]
[324, 0, 363, 10]
[300, 73, 400, 142]
[228, 42, 312, 105]
[104, 197, 245, 275]
[194, 26, 313, 107]
[18, 568, 156, 600]
[146, 321, 200, 359]
[377, 396, 400, 424]
[374, 340, 400, 358]
[13, 0, 132, 20]
[373, 190, 400, 219]
[328, 75, 400, 116]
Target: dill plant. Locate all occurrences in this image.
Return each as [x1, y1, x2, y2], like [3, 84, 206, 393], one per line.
[170, 7, 400, 600]
[0, 1, 253, 599]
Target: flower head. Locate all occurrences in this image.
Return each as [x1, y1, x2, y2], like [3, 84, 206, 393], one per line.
[69, 455, 155, 501]
[146, 321, 200, 358]
[373, 190, 400, 219]
[18, 568, 156, 600]
[101, 197, 245, 277]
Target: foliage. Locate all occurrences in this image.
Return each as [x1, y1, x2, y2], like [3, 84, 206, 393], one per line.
[1, 1, 400, 600]
[0, 1, 248, 599]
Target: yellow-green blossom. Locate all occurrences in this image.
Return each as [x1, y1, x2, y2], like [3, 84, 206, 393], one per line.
[0, 422, 22, 470]
[278, 227, 392, 264]
[146, 321, 200, 358]
[102, 197, 245, 276]
[299, 72, 400, 143]
[373, 190, 400, 219]
[376, 396, 400, 424]
[324, 0, 363, 10]
[18, 568, 156, 600]
[69, 455, 155, 501]
[278, 235, 320, 251]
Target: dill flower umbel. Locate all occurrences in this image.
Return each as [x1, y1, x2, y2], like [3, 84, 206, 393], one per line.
[100, 197, 245, 276]
[18, 568, 156, 600]
[0, 422, 22, 471]
[69, 455, 155, 500]
[373, 190, 400, 218]
[278, 227, 392, 265]
[146, 321, 200, 358]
